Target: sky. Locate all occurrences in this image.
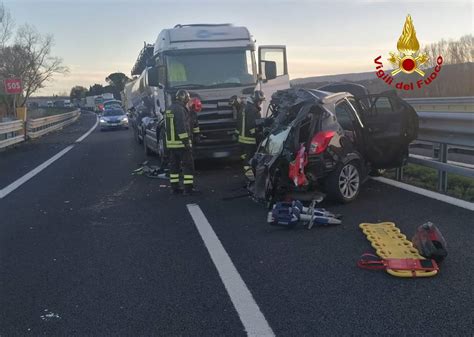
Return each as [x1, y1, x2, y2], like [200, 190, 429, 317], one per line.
[3, 0, 473, 95]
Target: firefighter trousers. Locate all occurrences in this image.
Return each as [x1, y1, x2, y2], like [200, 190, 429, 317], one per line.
[169, 148, 195, 192]
[239, 143, 256, 179]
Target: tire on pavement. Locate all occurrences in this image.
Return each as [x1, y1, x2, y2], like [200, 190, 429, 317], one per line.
[324, 160, 362, 203]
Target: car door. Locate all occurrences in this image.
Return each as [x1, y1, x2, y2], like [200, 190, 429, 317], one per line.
[354, 92, 418, 169]
[256, 46, 290, 117]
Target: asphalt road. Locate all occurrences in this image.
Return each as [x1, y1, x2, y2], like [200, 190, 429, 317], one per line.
[1, 111, 473, 337]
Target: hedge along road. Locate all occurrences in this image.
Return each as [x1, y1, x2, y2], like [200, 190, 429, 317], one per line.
[0, 114, 472, 336]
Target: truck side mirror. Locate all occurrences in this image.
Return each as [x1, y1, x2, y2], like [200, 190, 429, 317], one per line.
[261, 61, 277, 80]
[147, 66, 165, 88]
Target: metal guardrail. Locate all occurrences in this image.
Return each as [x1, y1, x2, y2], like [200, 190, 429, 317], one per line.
[27, 110, 80, 139]
[397, 97, 474, 193]
[0, 120, 25, 149]
[0, 109, 80, 149]
[405, 96, 474, 113]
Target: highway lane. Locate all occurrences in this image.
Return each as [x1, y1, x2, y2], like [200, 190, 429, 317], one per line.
[1, 112, 473, 336]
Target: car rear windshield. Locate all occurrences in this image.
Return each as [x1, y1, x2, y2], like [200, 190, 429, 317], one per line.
[103, 110, 125, 116]
[104, 102, 122, 109]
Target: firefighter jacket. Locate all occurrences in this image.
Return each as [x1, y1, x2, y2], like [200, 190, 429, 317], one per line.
[165, 101, 191, 149]
[237, 101, 261, 145]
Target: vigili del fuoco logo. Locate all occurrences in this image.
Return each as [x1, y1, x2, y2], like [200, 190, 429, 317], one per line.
[374, 14, 443, 91]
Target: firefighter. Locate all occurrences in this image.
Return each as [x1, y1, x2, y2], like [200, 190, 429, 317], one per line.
[236, 90, 265, 175]
[165, 89, 199, 195]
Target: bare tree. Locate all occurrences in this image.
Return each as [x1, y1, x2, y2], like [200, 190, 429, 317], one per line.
[422, 35, 473, 67]
[0, 2, 14, 47]
[0, 24, 68, 110]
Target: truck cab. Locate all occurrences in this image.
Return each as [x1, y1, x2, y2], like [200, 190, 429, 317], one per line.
[128, 24, 289, 159]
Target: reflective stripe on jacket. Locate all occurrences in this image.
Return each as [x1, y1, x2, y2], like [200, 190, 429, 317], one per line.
[165, 102, 191, 149]
[237, 101, 260, 145]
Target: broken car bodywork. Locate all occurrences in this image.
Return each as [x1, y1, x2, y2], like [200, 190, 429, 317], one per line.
[250, 86, 418, 205]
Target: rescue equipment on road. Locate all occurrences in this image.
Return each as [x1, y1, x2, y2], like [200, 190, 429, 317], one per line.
[412, 222, 447, 263]
[358, 222, 439, 278]
[267, 200, 342, 229]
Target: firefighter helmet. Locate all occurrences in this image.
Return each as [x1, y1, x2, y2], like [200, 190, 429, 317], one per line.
[229, 95, 242, 107]
[175, 89, 191, 104]
[252, 90, 266, 104]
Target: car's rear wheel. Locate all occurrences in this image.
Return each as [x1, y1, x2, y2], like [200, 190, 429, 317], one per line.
[325, 161, 361, 203]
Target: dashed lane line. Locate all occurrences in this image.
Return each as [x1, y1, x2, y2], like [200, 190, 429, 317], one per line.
[186, 204, 275, 337]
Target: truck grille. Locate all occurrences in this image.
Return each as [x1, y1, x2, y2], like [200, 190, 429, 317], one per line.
[197, 99, 237, 144]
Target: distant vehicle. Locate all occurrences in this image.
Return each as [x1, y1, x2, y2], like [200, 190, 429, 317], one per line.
[64, 99, 72, 108]
[103, 100, 122, 111]
[94, 96, 104, 113]
[53, 100, 65, 107]
[124, 23, 290, 160]
[99, 108, 129, 131]
[46, 101, 53, 108]
[251, 85, 419, 205]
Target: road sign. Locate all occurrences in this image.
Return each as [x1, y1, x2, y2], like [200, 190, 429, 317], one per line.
[4, 78, 22, 95]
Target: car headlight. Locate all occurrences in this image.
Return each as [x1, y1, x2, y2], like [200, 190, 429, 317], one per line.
[100, 118, 106, 123]
[122, 117, 128, 122]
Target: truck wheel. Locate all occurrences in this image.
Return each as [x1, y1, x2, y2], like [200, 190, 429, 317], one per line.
[157, 127, 168, 166]
[324, 160, 361, 203]
[135, 126, 143, 145]
[143, 135, 153, 156]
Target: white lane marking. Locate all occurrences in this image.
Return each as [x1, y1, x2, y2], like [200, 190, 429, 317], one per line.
[372, 177, 474, 211]
[0, 114, 98, 199]
[186, 204, 275, 337]
[76, 114, 98, 143]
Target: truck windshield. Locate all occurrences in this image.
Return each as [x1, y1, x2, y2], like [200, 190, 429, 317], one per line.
[166, 50, 256, 88]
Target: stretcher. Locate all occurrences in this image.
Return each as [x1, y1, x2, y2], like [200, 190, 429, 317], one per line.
[359, 222, 439, 278]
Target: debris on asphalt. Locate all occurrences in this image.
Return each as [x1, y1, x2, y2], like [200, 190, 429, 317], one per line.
[40, 310, 61, 321]
[132, 162, 168, 179]
[267, 199, 342, 229]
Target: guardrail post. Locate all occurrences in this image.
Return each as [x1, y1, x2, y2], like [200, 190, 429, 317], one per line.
[396, 167, 403, 181]
[438, 143, 448, 193]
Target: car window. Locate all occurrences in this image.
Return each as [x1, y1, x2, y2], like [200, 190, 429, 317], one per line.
[346, 97, 365, 128]
[335, 101, 355, 131]
[103, 110, 124, 116]
[373, 97, 392, 114]
[104, 102, 122, 109]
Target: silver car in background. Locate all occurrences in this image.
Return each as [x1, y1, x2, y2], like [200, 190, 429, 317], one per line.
[99, 108, 129, 131]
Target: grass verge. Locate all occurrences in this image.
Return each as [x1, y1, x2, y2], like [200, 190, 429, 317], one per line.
[385, 164, 474, 202]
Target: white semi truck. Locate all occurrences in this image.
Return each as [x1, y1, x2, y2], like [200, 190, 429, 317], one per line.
[125, 23, 290, 159]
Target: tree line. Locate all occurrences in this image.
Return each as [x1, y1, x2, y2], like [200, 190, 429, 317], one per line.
[70, 72, 130, 103]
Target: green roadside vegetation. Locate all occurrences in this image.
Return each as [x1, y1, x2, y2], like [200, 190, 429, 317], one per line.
[385, 164, 474, 202]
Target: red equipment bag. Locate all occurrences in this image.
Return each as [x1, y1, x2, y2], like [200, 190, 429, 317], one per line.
[412, 222, 447, 263]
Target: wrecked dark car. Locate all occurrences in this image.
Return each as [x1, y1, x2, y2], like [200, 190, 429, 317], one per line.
[250, 85, 418, 205]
